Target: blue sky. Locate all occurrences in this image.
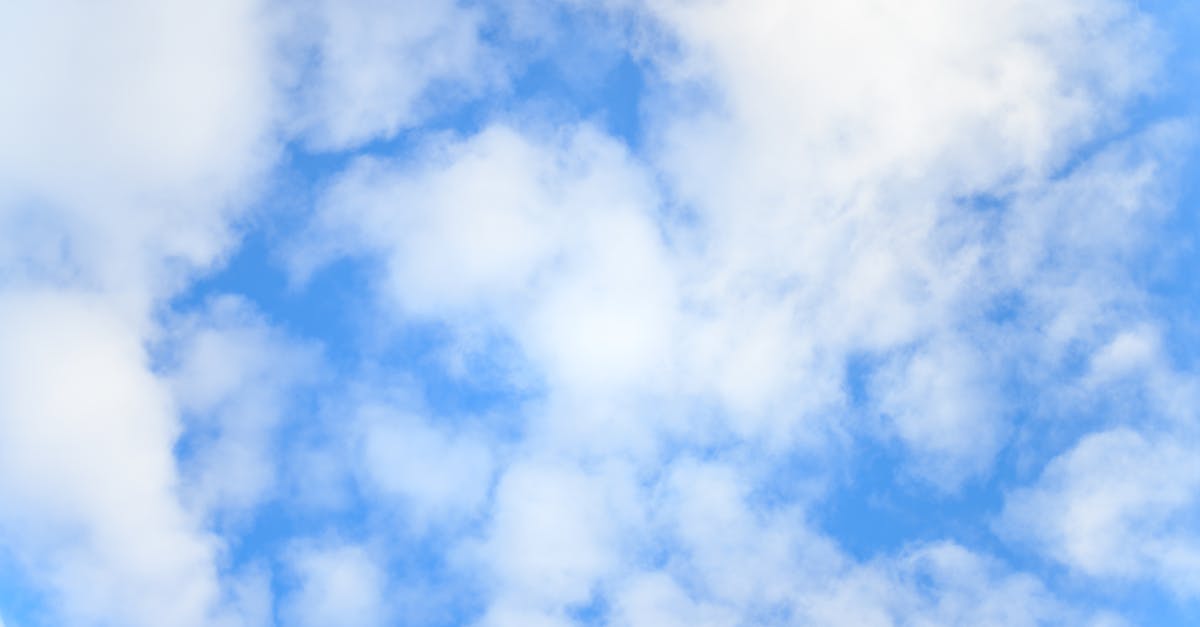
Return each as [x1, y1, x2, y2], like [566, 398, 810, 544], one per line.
[3, 1, 1200, 626]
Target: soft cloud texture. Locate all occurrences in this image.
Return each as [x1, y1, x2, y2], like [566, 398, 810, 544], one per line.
[169, 296, 321, 518]
[0, 1, 282, 624]
[282, 542, 388, 627]
[356, 402, 495, 527]
[0, 0, 276, 310]
[3, 0, 1199, 625]
[288, 0, 497, 150]
[0, 290, 229, 626]
[288, 1, 1196, 623]
[1003, 428, 1200, 596]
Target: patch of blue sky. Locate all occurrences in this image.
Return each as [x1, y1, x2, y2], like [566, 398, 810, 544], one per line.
[0, 548, 49, 627]
[567, 592, 610, 627]
[815, 436, 1003, 556]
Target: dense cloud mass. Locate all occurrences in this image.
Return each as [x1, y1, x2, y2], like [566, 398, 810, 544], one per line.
[1, 1, 1199, 625]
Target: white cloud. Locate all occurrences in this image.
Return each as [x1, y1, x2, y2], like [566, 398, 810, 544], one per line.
[609, 572, 738, 627]
[872, 337, 1004, 487]
[0, 290, 229, 626]
[168, 295, 321, 518]
[0, 0, 277, 311]
[283, 542, 389, 627]
[0, 1, 284, 624]
[356, 402, 495, 527]
[1087, 326, 1161, 382]
[654, 459, 843, 609]
[304, 126, 574, 312]
[628, 0, 1167, 469]
[305, 0, 1173, 480]
[470, 458, 643, 617]
[801, 542, 1117, 627]
[992, 123, 1200, 602]
[304, 123, 678, 413]
[994, 122, 1184, 358]
[640, 460, 1129, 626]
[1, 0, 1192, 624]
[466, 455, 1113, 626]
[1001, 427, 1200, 596]
[643, 0, 1156, 198]
[288, 0, 498, 150]
[294, 2, 1189, 620]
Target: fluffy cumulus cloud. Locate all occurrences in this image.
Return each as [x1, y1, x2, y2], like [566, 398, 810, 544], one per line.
[1003, 428, 1200, 595]
[3, 0, 1200, 626]
[0, 0, 276, 309]
[0, 290, 228, 626]
[0, 0, 280, 624]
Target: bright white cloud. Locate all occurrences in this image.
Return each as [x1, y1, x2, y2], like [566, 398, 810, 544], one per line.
[304, 123, 679, 421]
[630, 0, 1167, 473]
[643, 0, 1156, 195]
[0, 1, 283, 624]
[0, 0, 276, 310]
[0, 290, 230, 626]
